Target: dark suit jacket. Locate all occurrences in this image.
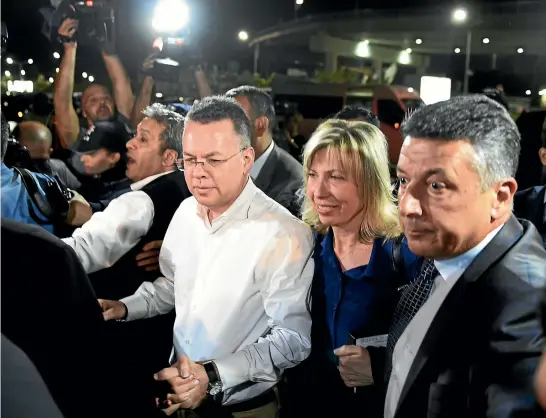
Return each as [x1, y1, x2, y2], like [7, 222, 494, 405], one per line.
[394, 216, 546, 418]
[514, 185, 545, 246]
[0, 219, 157, 418]
[1, 334, 64, 418]
[254, 143, 304, 216]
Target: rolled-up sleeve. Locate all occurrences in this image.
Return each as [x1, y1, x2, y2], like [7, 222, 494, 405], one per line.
[214, 223, 314, 391]
[62, 191, 154, 274]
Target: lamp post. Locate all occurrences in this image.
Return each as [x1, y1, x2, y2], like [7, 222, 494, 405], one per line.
[295, 0, 303, 20]
[452, 7, 471, 94]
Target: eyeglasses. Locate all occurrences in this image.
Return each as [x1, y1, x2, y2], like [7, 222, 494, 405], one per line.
[182, 149, 244, 170]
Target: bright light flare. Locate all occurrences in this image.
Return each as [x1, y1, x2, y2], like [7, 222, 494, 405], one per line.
[238, 31, 249, 41]
[452, 8, 468, 23]
[152, 0, 190, 33]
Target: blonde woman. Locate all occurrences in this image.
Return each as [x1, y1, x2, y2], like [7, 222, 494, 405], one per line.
[296, 119, 421, 417]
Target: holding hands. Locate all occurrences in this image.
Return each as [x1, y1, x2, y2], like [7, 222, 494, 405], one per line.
[154, 356, 210, 414]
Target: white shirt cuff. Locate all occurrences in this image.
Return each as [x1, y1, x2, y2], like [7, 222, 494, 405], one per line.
[213, 350, 250, 391]
[120, 294, 148, 321]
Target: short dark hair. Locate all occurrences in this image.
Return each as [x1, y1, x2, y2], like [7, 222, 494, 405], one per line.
[225, 86, 276, 134]
[334, 105, 380, 128]
[186, 96, 252, 149]
[401, 95, 521, 188]
[1, 113, 9, 161]
[142, 103, 185, 156]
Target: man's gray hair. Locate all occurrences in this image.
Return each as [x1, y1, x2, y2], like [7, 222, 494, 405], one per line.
[225, 85, 276, 134]
[142, 103, 184, 156]
[401, 95, 521, 189]
[185, 96, 252, 149]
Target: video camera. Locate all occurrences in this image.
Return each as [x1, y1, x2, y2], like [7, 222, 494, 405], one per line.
[41, 0, 115, 51]
[146, 0, 204, 82]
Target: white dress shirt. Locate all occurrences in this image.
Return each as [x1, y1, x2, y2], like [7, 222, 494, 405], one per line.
[62, 171, 174, 274]
[385, 225, 503, 418]
[121, 178, 314, 405]
[250, 141, 274, 180]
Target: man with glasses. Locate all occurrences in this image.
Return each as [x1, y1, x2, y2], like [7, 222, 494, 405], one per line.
[100, 96, 314, 418]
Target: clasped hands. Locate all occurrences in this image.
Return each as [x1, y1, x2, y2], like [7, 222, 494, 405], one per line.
[154, 355, 210, 415]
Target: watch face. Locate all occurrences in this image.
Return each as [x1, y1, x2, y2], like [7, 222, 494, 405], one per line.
[209, 383, 222, 396]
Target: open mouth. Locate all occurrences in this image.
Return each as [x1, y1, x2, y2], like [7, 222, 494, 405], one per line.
[126, 156, 136, 165]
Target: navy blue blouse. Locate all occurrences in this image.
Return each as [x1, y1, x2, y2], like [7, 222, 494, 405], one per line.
[311, 229, 422, 363]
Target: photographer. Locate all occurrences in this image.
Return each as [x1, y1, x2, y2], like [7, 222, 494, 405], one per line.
[54, 17, 134, 152]
[1, 114, 61, 234]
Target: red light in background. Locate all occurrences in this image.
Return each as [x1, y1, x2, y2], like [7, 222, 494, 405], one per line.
[86, 0, 94, 6]
[394, 122, 400, 129]
[152, 37, 164, 51]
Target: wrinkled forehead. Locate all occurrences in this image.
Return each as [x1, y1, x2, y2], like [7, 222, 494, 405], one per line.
[398, 136, 477, 176]
[82, 84, 112, 104]
[183, 119, 240, 155]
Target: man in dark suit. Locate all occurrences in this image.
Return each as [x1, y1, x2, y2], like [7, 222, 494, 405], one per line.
[514, 120, 546, 247]
[226, 86, 303, 215]
[2, 334, 65, 418]
[514, 185, 545, 247]
[387, 95, 546, 417]
[1, 219, 157, 418]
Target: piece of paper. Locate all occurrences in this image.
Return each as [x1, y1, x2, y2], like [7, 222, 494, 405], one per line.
[356, 334, 388, 348]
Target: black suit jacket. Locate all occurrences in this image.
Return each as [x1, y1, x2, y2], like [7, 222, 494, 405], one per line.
[0, 219, 156, 418]
[1, 334, 64, 418]
[514, 185, 545, 246]
[394, 216, 546, 418]
[254, 143, 304, 216]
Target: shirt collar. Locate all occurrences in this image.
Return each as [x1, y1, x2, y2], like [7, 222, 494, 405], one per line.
[250, 141, 274, 180]
[320, 228, 381, 278]
[196, 177, 258, 227]
[130, 170, 175, 191]
[434, 224, 504, 281]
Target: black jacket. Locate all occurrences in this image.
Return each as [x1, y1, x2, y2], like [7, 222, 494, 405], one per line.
[392, 216, 546, 418]
[0, 219, 152, 418]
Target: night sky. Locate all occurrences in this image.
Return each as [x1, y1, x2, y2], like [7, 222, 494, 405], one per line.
[1, 0, 533, 83]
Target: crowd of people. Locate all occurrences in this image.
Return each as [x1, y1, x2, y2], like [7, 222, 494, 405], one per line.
[2, 15, 546, 418]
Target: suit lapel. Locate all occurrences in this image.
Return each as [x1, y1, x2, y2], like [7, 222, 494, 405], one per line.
[254, 144, 278, 193]
[395, 216, 524, 414]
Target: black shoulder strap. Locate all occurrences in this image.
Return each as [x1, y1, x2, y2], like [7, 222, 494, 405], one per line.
[14, 167, 55, 222]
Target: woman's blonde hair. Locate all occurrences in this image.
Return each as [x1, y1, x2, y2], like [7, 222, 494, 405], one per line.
[301, 119, 401, 242]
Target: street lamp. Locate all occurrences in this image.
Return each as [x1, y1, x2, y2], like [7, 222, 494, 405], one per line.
[4, 70, 11, 77]
[49, 77, 54, 83]
[525, 90, 531, 96]
[6, 57, 13, 64]
[517, 47, 524, 54]
[21, 69, 26, 76]
[415, 38, 422, 45]
[82, 72, 88, 78]
[452, 8, 468, 23]
[295, 0, 304, 19]
[53, 52, 60, 59]
[88, 75, 95, 82]
[238, 31, 249, 42]
[452, 7, 471, 94]
[27, 58, 33, 64]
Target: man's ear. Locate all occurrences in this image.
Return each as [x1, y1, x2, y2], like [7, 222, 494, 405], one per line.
[110, 152, 121, 164]
[539, 147, 546, 166]
[255, 116, 269, 138]
[162, 149, 178, 167]
[491, 178, 518, 221]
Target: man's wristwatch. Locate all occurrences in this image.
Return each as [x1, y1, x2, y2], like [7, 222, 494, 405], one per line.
[202, 361, 223, 397]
